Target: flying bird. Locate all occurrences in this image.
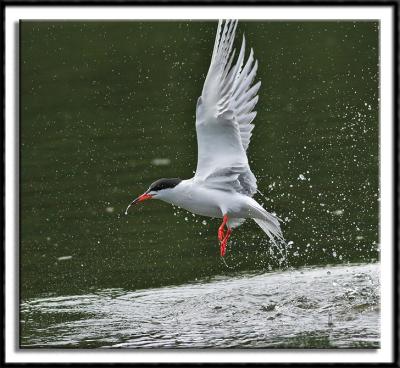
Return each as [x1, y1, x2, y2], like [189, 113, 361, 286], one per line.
[126, 19, 285, 257]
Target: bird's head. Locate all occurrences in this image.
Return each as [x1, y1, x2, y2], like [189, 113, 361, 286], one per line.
[125, 178, 182, 215]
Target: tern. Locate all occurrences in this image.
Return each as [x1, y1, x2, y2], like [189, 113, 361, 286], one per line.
[126, 19, 285, 257]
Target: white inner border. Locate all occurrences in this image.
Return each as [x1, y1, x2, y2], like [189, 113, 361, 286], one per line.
[5, 5, 394, 364]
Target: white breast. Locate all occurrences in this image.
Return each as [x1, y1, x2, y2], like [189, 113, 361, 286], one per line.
[160, 180, 223, 218]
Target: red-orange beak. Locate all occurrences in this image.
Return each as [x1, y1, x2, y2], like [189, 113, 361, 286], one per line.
[125, 193, 153, 215]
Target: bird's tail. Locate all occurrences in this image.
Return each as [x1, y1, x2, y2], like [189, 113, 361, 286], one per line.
[253, 216, 283, 244]
[245, 197, 287, 262]
[253, 214, 287, 264]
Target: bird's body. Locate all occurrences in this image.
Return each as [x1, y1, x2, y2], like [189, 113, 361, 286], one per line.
[157, 178, 264, 222]
[126, 19, 285, 256]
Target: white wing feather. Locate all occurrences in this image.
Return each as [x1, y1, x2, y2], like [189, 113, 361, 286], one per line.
[194, 19, 261, 197]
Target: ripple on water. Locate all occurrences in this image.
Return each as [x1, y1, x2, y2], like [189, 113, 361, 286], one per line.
[20, 263, 380, 348]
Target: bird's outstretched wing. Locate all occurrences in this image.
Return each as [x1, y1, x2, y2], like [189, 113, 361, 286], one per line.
[194, 19, 261, 197]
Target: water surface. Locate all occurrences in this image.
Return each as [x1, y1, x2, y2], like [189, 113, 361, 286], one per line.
[21, 263, 379, 348]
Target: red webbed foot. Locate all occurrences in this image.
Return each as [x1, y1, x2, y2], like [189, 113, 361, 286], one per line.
[220, 229, 232, 257]
[218, 214, 228, 242]
[218, 227, 225, 242]
[218, 215, 233, 257]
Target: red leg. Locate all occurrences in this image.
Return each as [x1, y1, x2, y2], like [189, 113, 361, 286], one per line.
[218, 215, 228, 242]
[220, 228, 232, 257]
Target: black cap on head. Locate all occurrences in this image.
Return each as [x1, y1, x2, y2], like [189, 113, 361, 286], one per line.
[148, 178, 182, 192]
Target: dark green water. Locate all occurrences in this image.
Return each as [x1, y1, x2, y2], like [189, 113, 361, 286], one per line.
[20, 21, 379, 348]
